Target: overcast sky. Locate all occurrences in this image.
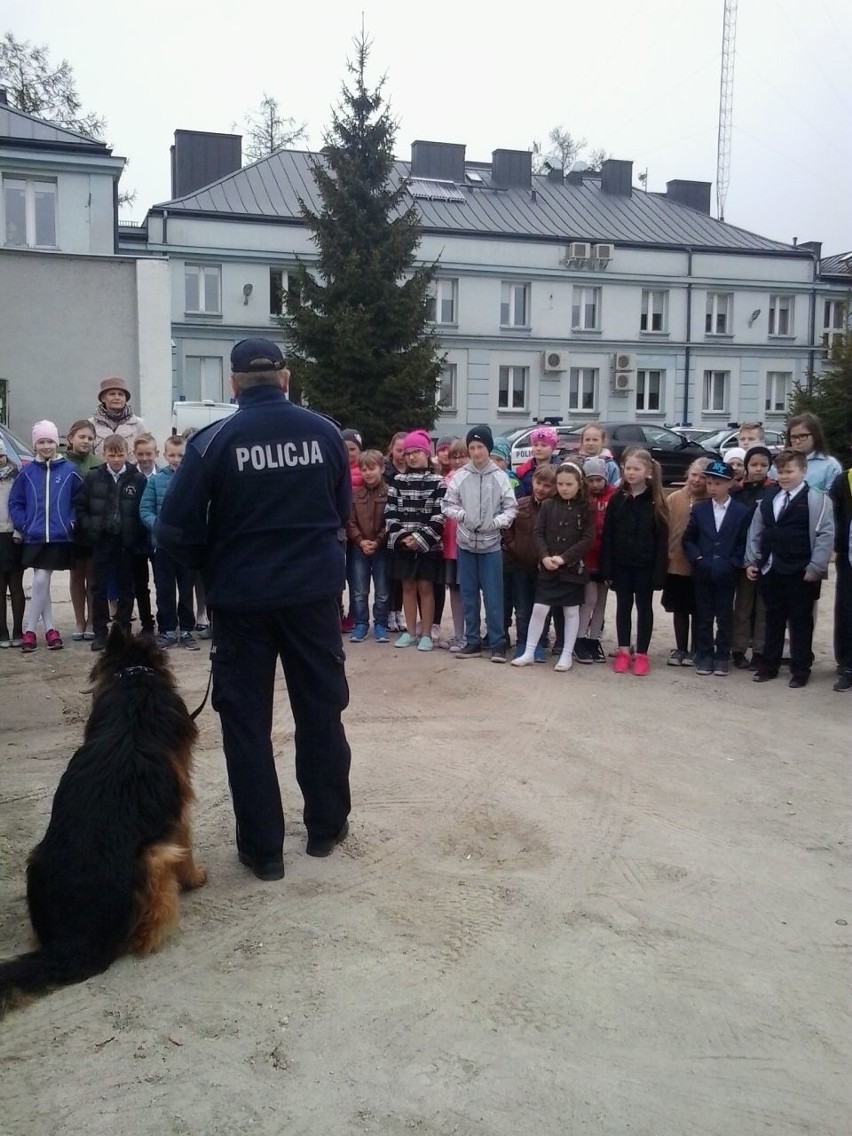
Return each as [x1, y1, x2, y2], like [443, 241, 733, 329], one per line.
[5, 0, 851, 252]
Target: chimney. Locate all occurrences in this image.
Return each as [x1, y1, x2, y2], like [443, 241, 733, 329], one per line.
[170, 130, 243, 199]
[410, 140, 466, 183]
[491, 149, 532, 188]
[798, 240, 822, 259]
[666, 179, 712, 215]
[600, 159, 633, 196]
[546, 166, 564, 183]
[0, 89, 8, 106]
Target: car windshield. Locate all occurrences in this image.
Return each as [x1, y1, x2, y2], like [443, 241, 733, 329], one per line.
[698, 429, 729, 449]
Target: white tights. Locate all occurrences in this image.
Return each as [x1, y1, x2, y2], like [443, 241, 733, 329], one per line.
[25, 568, 56, 634]
[520, 603, 580, 668]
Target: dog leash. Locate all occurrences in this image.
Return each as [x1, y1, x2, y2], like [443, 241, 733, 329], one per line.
[189, 665, 214, 721]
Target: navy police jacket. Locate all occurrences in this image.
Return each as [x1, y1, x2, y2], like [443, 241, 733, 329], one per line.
[155, 385, 350, 611]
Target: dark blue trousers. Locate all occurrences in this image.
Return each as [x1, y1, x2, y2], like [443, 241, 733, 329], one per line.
[210, 598, 352, 858]
[693, 576, 736, 662]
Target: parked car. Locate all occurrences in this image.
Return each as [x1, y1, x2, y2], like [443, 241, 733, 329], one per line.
[0, 423, 33, 466]
[501, 425, 581, 467]
[172, 399, 238, 435]
[696, 427, 785, 457]
[562, 422, 720, 485]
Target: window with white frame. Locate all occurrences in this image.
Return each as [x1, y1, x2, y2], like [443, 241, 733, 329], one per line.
[437, 364, 457, 411]
[640, 290, 668, 332]
[3, 176, 57, 248]
[572, 286, 601, 331]
[426, 278, 458, 325]
[702, 369, 729, 413]
[500, 282, 530, 328]
[269, 268, 301, 316]
[705, 292, 732, 335]
[635, 369, 664, 412]
[498, 365, 528, 410]
[768, 294, 794, 336]
[185, 265, 222, 314]
[184, 356, 224, 401]
[568, 367, 598, 411]
[764, 371, 793, 415]
[823, 299, 847, 349]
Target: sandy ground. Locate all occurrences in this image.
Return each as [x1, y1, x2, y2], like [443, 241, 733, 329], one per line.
[0, 575, 849, 1136]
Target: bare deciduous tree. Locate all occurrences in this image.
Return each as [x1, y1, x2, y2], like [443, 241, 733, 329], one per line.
[530, 126, 609, 176]
[240, 94, 307, 163]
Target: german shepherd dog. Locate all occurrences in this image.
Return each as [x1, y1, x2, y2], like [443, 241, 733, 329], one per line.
[0, 623, 206, 1016]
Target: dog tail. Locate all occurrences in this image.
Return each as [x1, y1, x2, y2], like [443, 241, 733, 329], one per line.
[0, 942, 112, 1018]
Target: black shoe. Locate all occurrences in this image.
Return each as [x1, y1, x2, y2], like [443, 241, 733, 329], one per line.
[695, 656, 714, 676]
[788, 674, 809, 689]
[748, 652, 764, 672]
[90, 637, 108, 652]
[490, 647, 507, 664]
[238, 850, 285, 881]
[573, 638, 594, 665]
[833, 670, 852, 692]
[456, 643, 482, 659]
[752, 668, 778, 683]
[306, 819, 349, 858]
[591, 640, 607, 663]
[731, 651, 748, 669]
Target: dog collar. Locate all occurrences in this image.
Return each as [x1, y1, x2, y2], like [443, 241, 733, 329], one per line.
[114, 666, 157, 679]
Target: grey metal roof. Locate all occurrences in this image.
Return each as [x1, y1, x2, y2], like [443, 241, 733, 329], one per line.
[820, 251, 852, 278]
[0, 104, 109, 150]
[154, 149, 798, 254]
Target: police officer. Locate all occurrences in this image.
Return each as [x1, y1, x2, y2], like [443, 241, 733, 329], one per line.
[157, 338, 352, 881]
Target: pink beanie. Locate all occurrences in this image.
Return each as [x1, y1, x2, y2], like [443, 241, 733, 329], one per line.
[530, 426, 559, 448]
[402, 429, 432, 455]
[32, 419, 60, 447]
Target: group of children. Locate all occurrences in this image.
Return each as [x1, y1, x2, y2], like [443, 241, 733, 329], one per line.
[340, 415, 850, 692]
[0, 418, 208, 655]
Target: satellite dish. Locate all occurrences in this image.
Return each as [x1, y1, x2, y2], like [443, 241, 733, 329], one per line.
[570, 160, 589, 173]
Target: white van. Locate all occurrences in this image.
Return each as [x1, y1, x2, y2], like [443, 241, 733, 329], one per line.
[172, 399, 238, 435]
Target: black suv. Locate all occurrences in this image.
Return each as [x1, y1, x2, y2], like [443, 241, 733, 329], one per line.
[563, 422, 719, 485]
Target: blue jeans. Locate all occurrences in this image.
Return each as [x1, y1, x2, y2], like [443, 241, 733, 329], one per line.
[348, 546, 390, 627]
[457, 548, 505, 649]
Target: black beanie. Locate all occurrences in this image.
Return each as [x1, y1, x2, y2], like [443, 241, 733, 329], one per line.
[466, 424, 494, 452]
[341, 428, 363, 450]
[744, 444, 772, 470]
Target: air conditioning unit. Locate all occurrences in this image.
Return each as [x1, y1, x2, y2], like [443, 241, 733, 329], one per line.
[542, 350, 567, 373]
[613, 372, 633, 393]
[594, 243, 614, 261]
[569, 241, 592, 260]
[614, 352, 636, 371]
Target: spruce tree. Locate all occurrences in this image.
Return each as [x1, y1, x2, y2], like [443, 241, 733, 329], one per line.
[284, 35, 442, 446]
[789, 332, 852, 466]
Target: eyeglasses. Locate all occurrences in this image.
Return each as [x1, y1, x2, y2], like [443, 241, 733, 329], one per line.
[789, 433, 812, 441]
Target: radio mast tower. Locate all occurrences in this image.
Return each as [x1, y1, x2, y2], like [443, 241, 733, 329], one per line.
[716, 0, 738, 221]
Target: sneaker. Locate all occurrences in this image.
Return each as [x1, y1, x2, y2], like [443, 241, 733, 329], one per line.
[573, 638, 594, 665]
[180, 632, 200, 650]
[341, 613, 354, 634]
[387, 613, 399, 633]
[554, 655, 573, 673]
[534, 646, 547, 664]
[591, 640, 607, 663]
[0, 637, 10, 649]
[714, 659, 730, 676]
[456, 643, 482, 659]
[395, 632, 418, 648]
[156, 631, 178, 649]
[195, 623, 213, 640]
[21, 631, 37, 653]
[90, 637, 108, 652]
[667, 649, 686, 667]
[448, 637, 463, 653]
[350, 624, 369, 643]
[431, 624, 441, 642]
[753, 667, 778, 683]
[45, 629, 63, 651]
[490, 647, 506, 663]
[71, 631, 85, 642]
[417, 635, 434, 652]
[612, 648, 630, 674]
[681, 651, 696, 667]
[731, 650, 748, 669]
[395, 613, 407, 632]
[374, 625, 390, 643]
[632, 652, 650, 677]
[695, 657, 714, 676]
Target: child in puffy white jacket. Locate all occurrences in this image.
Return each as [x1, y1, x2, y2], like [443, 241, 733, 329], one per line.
[441, 425, 517, 662]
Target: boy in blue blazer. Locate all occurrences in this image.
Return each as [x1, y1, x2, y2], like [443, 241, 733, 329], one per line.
[682, 460, 750, 676]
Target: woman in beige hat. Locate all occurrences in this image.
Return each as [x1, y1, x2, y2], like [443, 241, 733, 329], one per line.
[90, 377, 145, 455]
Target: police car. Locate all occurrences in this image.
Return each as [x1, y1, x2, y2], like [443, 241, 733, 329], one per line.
[504, 426, 581, 467]
[172, 399, 237, 435]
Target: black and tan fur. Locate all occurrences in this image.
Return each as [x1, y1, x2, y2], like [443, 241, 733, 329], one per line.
[0, 623, 206, 1016]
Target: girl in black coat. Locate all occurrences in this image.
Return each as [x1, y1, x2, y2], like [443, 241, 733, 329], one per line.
[600, 448, 669, 676]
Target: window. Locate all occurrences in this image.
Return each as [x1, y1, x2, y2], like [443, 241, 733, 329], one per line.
[3, 177, 56, 248]
[572, 286, 601, 331]
[185, 265, 221, 314]
[635, 369, 664, 413]
[705, 292, 732, 335]
[184, 356, 224, 401]
[498, 365, 528, 410]
[437, 364, 457, 412]
[702, 369, 729, 413]
[269, 268, 302, 316]
[500, 282, 530, 327]
[641, 424, 683, 450]
[568, 367, 598, 411]
[765, 371, 793, 415]
[426, 278, 458, 325]
[640, 290, 667, 332]
[768, 295, 794, 336]
[823, 299, 847, 350]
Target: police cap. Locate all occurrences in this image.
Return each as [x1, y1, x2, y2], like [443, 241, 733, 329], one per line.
[230, 338, 286, 374]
